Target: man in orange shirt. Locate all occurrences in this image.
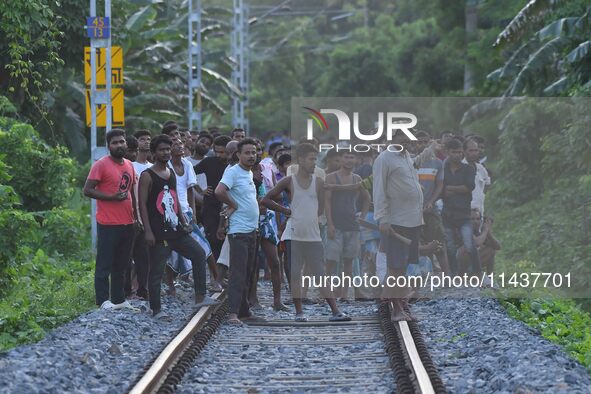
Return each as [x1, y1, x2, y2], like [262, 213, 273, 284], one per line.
[84, 129, 138, 310]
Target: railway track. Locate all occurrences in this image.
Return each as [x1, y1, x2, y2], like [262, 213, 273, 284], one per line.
[128, 284, 445, 393]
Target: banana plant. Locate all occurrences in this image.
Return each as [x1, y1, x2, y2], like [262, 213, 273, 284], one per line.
[119, 0, 241, 130]
[489, 3, 591, 96]
[493, 0, 560, 48]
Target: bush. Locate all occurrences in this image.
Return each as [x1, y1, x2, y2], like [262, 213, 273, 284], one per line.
[0, 96, 16, 116]
[0, 116, 94, 352]
[40, 208, 90, 259]
[0, 210, 40, 289]
[73, 160, 92, 189]
[0, 249, 94, 351]
[0, 120, 77, 211]
[0, 155, 19, 210]
[0, 118, 91, 293]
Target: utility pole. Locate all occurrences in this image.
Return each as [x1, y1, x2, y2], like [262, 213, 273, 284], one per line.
[188, 0, 202, 131]
[231, 0, 249, 131]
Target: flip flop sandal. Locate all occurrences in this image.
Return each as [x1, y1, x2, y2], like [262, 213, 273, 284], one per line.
[295, 314, 308, 322]
[329, 312, 352, 322]
[227, 317, 243, 326]
[273, 304, 290, 312]
[153, 311, 172, 322]
[112, 301, 141, 312]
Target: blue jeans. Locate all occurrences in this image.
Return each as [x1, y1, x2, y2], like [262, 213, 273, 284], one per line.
[444, 220, 481, 275]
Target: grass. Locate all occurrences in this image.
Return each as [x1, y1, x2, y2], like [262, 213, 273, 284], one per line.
[502, 298, 591, 372]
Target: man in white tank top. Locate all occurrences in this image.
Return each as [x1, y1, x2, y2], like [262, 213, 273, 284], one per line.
[262, 143, 351, 322]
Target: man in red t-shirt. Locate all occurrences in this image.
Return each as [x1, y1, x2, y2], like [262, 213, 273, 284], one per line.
[84, 129, 138, 310]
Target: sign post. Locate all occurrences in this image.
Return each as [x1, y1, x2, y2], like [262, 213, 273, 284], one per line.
[87, 0, 114, 252]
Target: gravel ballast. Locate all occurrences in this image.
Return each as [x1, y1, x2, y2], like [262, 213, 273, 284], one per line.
[1, 281, 591, 393]
[176, 286, 395, 394]
[0, 281, 200, 394]
[413, 296, 591, 393]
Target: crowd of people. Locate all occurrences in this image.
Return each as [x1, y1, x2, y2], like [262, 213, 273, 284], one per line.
[83, 122, 500, 323]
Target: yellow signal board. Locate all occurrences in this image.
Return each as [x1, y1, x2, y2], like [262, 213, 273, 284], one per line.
[85, 88, 125, 127]
[84, 46, 123, 86]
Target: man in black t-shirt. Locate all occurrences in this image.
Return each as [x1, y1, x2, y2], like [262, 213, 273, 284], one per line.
[194, 135, 231, 259]
[441, 138, 480, 275]
[139, 134, 218, 319]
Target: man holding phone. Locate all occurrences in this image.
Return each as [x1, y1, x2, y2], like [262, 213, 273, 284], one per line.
[84, 129, 138, 310]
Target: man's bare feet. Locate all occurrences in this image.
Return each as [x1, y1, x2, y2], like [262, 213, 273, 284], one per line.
[390, 308, 408, 322]
[390, 299, 413, 321]
[227, 313, 243, 326]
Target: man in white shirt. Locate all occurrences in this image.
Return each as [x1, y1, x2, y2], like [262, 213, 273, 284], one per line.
[126, 131, 152, 300]
[167, 138, 216, 294]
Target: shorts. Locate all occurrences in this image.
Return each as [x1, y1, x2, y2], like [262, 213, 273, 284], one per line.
[287, 240, 329, 298]
[421, 209, 445, 244]
[259, 210, 279, 245]
[380, 225, 420, 270]
[325, 229, 360, 261]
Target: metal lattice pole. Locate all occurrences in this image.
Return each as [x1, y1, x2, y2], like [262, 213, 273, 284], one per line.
[231, 0, 248, 131]
[188, 0, 202, 130]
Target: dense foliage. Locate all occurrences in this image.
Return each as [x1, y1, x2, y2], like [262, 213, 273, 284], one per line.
[0, 100, 93, 351]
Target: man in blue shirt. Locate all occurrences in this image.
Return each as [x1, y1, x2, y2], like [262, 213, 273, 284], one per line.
[215, 138, 260, 325]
